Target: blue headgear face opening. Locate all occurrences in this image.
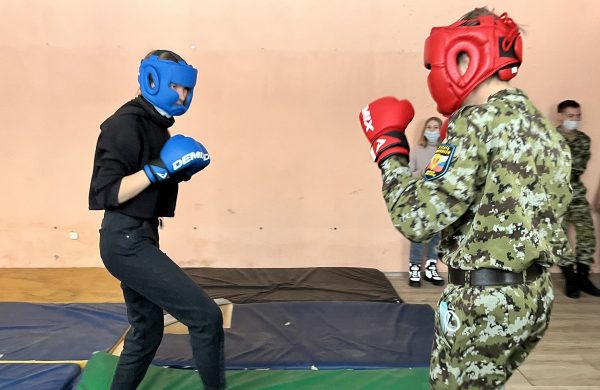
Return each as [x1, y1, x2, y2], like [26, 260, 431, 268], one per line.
[138, 55, 198, 116]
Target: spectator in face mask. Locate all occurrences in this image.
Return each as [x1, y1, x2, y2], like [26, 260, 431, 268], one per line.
[406, 116, 445, 287]
[556, 100, 600, 299]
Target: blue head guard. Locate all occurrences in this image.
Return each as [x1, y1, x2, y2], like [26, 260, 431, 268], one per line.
[138, 54, 198, 116]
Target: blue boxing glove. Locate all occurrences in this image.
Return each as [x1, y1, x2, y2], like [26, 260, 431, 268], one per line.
[172, 140, 211, 183]
[143, 135, 209, 183]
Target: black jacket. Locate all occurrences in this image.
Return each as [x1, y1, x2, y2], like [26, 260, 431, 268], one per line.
[88, 96, 178, 218]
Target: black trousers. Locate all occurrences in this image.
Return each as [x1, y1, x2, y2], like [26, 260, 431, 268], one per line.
[99, 211, 225, 390]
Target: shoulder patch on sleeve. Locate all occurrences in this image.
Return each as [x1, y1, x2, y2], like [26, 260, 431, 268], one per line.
[423, 143, 456, 181]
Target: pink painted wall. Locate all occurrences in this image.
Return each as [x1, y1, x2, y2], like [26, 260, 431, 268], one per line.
[1, 0, 598, 271]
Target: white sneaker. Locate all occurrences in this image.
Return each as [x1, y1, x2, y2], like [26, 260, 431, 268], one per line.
[409, 264, 421, 287]
[424, 259, 444, 286]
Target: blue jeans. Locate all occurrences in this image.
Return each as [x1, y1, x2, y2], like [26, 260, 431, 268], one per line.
[409, 234, 441, 265]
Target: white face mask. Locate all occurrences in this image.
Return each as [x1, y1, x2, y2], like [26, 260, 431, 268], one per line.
[424, 130, 440, 143]
[562, 120, 579, 131]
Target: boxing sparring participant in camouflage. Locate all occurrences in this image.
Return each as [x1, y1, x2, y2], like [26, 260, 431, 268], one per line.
[556, 100, 600, 298]
[358, 8, 572, 389]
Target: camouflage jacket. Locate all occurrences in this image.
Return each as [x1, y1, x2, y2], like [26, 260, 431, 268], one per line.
[556, 128, 591, 180]
[380, 88, 572, 271]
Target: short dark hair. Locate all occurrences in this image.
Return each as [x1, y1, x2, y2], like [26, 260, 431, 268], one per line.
[143, 49, 187, 64]
[459, 7, 497, 23]
[458, 7, 523, 33]
[557, 100, 580, 113]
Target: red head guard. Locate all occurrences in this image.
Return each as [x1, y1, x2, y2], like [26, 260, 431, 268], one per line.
[424, 12, 523, 116]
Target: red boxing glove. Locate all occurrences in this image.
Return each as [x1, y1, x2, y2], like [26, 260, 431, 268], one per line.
[359, 97, 415, 165]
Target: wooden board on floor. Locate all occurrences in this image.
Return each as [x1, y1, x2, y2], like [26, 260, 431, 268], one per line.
[112, 302, 234, 357]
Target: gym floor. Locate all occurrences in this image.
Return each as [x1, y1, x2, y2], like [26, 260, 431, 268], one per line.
[2, 268, 599, 389]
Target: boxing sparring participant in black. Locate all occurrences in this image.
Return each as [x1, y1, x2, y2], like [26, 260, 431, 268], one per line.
[89, 49, 225, 390]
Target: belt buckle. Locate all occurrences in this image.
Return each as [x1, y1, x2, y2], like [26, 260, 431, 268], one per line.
[464, 270, 471, 287]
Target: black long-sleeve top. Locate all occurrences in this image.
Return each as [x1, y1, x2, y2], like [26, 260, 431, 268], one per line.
[89, 96, 179, 218]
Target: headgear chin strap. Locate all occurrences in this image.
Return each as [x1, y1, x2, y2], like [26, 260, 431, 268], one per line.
[138, 55, 198, 116]
[424, 12, 522, 116]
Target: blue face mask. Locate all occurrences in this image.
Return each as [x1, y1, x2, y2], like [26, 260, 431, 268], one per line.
[424, 130, 440, 143]
[562, 120, 579, 131]
[138, 55, 198, 116]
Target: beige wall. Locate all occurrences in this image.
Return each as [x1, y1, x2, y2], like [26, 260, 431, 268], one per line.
[1, 0, 598, 271]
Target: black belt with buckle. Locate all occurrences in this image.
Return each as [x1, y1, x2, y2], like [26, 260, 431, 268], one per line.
[448, 263, 545, 287]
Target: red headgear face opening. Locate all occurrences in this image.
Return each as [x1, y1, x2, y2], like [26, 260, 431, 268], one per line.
[424, 12, 523, 116]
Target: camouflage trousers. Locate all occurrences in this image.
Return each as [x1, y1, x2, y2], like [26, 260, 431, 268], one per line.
[562, 183, 597, 266]
[429, 271, 553, 389]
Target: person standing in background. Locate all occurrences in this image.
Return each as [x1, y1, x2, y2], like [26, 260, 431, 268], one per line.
[407, 117, 444, 287]
[556, 100, 600, 298]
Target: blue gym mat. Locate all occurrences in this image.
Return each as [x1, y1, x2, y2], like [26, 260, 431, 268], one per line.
[0, 363, 80, 390]
[0, 302, 128, 361]
[154, 301, 434, 369]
